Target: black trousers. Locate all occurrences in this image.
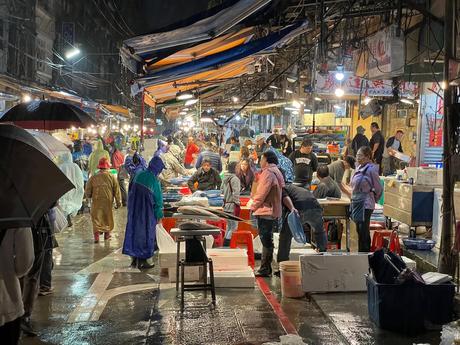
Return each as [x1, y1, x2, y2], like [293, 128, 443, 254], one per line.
[0, 317, 21, 345]
[356, 209, 373, 252]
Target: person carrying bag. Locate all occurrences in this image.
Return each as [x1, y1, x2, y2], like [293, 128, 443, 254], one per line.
[350, 147, 382, 252]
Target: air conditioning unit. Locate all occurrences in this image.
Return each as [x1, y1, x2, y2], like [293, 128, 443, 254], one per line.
[359, 99, 382, 119]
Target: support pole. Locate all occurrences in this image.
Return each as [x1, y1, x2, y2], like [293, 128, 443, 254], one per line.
[438, 0, 455, 274]
[140, 91, 145, 146]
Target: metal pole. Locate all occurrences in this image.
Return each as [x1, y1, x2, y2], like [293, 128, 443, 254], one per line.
[438, 0, 455, 274]
[140, 91, 145, 145]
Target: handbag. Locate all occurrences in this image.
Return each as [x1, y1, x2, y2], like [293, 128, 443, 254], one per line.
[350, 165, 372, 223]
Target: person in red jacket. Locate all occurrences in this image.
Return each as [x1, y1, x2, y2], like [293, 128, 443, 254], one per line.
[184, 137, 200, 169]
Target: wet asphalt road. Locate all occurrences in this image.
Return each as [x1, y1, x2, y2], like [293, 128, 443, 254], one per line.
[20, 209, 442, 345]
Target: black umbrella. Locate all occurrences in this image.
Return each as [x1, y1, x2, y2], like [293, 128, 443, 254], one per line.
[0, 124, 75, 229]
[0, 100, 97, 130]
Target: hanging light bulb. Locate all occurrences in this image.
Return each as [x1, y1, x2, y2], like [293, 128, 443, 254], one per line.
[335, 88, 345, 98]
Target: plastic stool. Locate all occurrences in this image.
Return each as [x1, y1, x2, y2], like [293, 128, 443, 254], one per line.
[230, 231, 255, 268]
[371, 230, 401, 255]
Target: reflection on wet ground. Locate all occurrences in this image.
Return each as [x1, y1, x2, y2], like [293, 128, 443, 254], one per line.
[22, 209, 440, 345]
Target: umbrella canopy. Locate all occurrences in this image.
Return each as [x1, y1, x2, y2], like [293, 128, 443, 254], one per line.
[0, 124, 74, 229]
[27, 130, 71, 162]
[0, 100, 97, 130]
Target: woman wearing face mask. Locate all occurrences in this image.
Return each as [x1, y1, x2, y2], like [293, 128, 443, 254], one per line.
[236, 158, 255, 195]
[350, 146, 382, 252]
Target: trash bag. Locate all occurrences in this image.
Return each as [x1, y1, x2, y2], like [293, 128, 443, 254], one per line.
[368, 248, 406, 284]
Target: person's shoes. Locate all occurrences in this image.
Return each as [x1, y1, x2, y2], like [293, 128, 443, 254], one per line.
[222, 239, 231, 247]
[93, 232, 100, 244]
[104, 232, 111, 240]
[130, 257, 138, 268]
[137, 259, 154, 269]
[273, 270, 281, 278]
[38, 287, 54, 296]
[21, 317, 37, 337]
[67, 215, 73, 227]
[255, 269, 272, 277]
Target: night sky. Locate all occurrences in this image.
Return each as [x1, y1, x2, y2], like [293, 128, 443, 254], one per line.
[117, 0, 214, 35]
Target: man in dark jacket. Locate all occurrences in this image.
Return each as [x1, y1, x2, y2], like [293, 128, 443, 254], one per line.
[369, 122, 385, 169]
[195, 143, 222, 172]
[277, 184, 327, 265]
[188, 159, 222, 192]
[351, 126, 369, 156]
[313, 165, 342, 199]
[288, 138, 318, 188]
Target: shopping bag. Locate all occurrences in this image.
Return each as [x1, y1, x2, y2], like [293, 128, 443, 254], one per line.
[253, 235, 263, 254]
[287, 211, 307, 244]
[50, 206, 68, 234]
[156, 224, 176, 252]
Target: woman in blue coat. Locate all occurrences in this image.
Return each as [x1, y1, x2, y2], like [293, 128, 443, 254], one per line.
[122, 156, 165, 269]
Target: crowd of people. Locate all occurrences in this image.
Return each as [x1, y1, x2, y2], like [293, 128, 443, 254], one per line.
[1, 124, 390, 343]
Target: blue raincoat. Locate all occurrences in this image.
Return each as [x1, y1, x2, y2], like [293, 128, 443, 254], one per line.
[267, 147, 294, 183]
[122, 156, 165, 259]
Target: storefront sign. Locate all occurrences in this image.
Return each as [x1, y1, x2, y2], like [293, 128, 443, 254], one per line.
[315, 72, 417, 97]
[367, 25, 405, 79]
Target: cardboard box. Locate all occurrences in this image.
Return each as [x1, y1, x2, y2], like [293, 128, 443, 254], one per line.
[168, 266, 201, 283]
[300, 253, 370, 292]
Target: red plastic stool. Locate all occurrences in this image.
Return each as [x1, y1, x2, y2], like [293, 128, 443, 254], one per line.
[207, 219, 227, 247]
[371, 230, 401, 254]
[162, 218, 176, 233]
[230, 231, 255, 268]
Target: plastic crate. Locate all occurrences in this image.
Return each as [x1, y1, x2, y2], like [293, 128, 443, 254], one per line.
[367, 276, 455, 334]
[424, 282, 455, 325]
[403, 238, 436, 251]
[366, 275, 425, 335]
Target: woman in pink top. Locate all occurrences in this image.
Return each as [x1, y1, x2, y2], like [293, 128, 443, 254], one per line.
[250, 151, 285, 276]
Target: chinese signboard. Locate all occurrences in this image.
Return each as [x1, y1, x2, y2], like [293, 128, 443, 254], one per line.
[367, 25, 405, 79]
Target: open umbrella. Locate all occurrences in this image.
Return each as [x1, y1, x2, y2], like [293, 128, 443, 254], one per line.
[0, 124, 74, 229]
[27, 130, 71, 162]
[0, 100, 97, 130]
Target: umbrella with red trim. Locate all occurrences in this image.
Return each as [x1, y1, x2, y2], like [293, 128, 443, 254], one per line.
[0, 100, 97, 130]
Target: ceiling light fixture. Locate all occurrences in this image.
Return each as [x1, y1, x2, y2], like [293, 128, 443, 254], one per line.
[400, 98, 414, 105]
[335, 88, 345, 98]
[176, 91, 194, 101]
[184, 98, 198, 106]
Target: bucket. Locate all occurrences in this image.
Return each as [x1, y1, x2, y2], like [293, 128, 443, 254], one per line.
[279, 261, 304, 298]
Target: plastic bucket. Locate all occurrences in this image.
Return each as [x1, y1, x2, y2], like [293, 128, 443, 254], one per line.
[279, 261, 304, 298]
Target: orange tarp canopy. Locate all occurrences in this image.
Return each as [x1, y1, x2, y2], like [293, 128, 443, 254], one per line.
[144, 57, 254, 103]
[101, 104, 131, 118]
[147, 27, 254, 71]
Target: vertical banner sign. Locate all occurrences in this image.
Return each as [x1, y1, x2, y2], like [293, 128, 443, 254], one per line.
[62, 22, 75, 47]
[367, 25, 405, 79]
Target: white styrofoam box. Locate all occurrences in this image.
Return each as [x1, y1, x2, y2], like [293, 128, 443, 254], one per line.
[406, 167, 443, 185]
[209, 267, 255, 288]
[159, 252, 184, 268]
[401, 256, 416, 270]
[168, 266, 201, 283]
[207, 248, 248, 269]
[300, 253, 370, 292]
[287, 249, 318, 261]
[273, 232, 313, 249]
